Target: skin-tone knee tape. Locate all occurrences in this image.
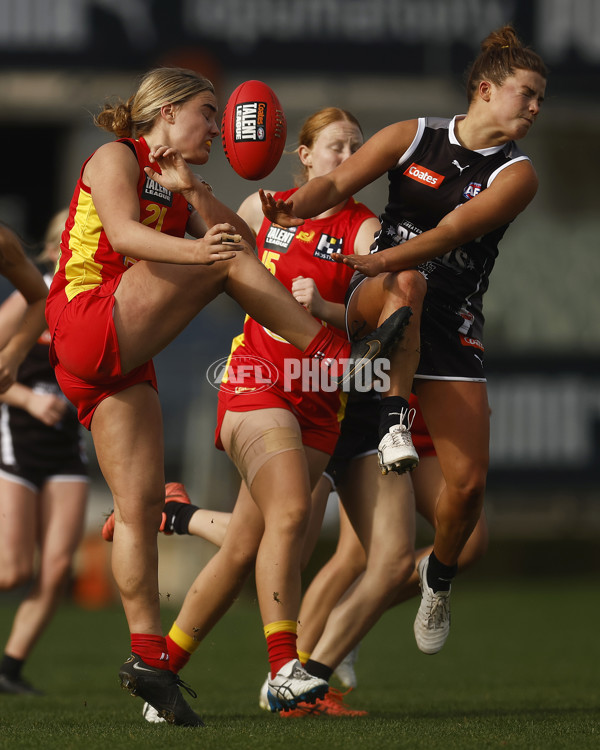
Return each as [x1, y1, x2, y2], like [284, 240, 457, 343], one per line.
[221, 408, 303, 487]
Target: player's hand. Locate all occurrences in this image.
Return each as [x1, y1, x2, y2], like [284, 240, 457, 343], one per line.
[26, 391, 68, 426]
[259, 189, 304, 228]
[291, 276, 325, 317]
[145, 145, 196, 194]
[331, 252, 386, 277]
[191, 223, 246, 265]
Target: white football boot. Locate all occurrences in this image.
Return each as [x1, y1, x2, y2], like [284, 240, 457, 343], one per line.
[142, 701, 166, 724]
[258, 674, 270, 711]
[414, 556, 451, 654]
[266, 659, 328, 712]
[377, 407, 418, 475]
[333, 644, 360, 689]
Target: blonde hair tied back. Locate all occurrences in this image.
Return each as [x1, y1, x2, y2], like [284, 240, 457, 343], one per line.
[94, 67, 215, 139]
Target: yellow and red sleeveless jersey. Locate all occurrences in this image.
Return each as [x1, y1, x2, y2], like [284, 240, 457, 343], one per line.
[243, 188, 374, 363]
[46, 136, 191, 332]
[220, 189, 376, 421]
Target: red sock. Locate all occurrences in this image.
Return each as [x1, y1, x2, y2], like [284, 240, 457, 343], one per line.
[130, 633, 170, 670]
[303, 327, 350, 374]
[266, 630, 298, 678]
[166, 634, 192, 674]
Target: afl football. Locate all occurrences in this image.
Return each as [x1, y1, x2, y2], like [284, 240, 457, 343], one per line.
[221, 80, 287, 180]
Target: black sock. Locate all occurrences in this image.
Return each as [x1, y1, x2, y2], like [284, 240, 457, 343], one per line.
[164, 502, 200, 535]
[0, 654, 24, 680]
[426, 552, 458, 593]
[378, 396, 410, 440]
[304, 659, 333, 683]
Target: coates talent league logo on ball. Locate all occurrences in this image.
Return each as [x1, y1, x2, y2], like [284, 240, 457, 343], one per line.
[206, 355, 278, 394]
[234, 102, 267, 142]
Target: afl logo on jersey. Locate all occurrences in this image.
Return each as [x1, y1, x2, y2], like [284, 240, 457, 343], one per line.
[404, 163, 445, 189]
[463, 182, 482, 200]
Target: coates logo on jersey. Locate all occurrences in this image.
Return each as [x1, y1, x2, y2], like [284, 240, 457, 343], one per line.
[463, 182, 482, 200]
[206, 355, 278, 393]
[234, 102, 266, 142]
[460, 334, 484, 351]
[404, 163, 445, 189]
[314, 233, 343, 261]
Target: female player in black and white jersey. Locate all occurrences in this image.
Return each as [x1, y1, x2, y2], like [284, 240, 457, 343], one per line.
[262, 25, 548, 655]
[0, 211, 89, 695]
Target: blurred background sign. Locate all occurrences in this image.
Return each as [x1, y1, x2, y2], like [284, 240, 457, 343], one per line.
[487, 356, 600, 487]
[0, 0, 598, 87]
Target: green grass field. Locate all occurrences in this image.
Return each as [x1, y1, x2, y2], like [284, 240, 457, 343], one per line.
[0, 572, 598, 750]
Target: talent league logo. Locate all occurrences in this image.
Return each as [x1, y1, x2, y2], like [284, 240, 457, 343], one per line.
[234, 101, 267, 142]
[142, 176, 173, 206]
[404, 162, 445, 189]
[264, 225, 296, 251]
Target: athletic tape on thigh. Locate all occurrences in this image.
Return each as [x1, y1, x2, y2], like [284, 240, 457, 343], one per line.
[221, 408, 303, 487]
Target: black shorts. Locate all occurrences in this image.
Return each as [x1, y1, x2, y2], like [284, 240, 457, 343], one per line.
[0, 405, 88, 492]
[416, 293, 486, 382]
[0, 458, 89, 493]
[323, 391, 380, 490]
[346, 272, 487, 382]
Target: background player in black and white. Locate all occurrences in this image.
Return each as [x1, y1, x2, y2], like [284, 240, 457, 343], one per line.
[0, 211, 89, 694]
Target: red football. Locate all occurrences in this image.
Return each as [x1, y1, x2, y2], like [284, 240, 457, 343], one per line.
[221, 80, 287, 180]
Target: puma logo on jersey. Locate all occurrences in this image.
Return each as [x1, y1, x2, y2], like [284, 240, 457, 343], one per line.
[452, 159, 470, 175]
[404, 163, 444, 189]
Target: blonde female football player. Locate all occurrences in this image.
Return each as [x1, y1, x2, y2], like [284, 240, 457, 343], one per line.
[45, 69, 407, 725]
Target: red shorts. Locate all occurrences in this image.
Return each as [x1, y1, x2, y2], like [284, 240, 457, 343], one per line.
[409, 393, 436, 457]
[48, 276, 157, 430]
[215, 388, 340, 456]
